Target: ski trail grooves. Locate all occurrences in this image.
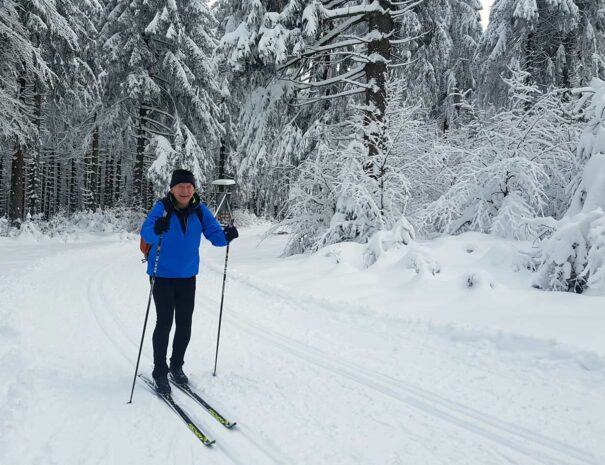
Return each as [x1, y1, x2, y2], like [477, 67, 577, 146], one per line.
[223, 308, 599, 465]
[204, 262, 602, 459]
[87, 264, 138, 367]
[88, 259, 288, 465]
[200, 258, 602, 465]
[205, 260, 605, 374]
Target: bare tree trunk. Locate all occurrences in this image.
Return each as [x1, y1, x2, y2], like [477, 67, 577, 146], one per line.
[561, 31, 575, 99]
[69, 158, 78, 213]
[133, 105, 148, 209]
[524, 30, 539, 110]
[27, 89, 43, 216]
[40, 155, 47, 218]
[144, 178, 154, 210]
[103, 155, 112, 208]
[114, 157, 122, 205]
[92, 125, 100, 208]
[364, 2, 392, 170]
[27, 153, 40, 216]
[0, 156, 5, 217]
[55, 157, 63, 215]
[9, 74, 28, 224]
[84, 125, 100, 210]
[42, 152, 54, 218]
[10, 144, 25, 223]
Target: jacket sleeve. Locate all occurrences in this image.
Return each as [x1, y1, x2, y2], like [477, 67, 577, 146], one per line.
[140, 201, 166, 244]
[201, 204, 228, 247]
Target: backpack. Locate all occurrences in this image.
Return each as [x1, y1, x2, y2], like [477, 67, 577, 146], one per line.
[140, 202, 204, 262]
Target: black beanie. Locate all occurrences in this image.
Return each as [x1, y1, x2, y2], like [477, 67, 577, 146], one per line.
[170, 169, 196, 188]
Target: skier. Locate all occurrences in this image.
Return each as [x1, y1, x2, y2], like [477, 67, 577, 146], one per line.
[140, 169, 239, 394]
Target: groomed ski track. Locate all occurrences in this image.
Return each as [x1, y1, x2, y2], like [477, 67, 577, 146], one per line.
[0, 234, 603, 465]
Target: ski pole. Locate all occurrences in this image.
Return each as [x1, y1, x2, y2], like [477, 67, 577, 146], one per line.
[213, 192, 234, 376]
[128, 214, 167, 404]
[213, 240, 230, 376]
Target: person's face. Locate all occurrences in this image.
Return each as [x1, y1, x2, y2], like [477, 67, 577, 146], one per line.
[170, 182, 195, 207]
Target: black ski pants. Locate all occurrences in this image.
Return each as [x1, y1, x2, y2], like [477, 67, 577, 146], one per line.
[151, 276, 196, 378]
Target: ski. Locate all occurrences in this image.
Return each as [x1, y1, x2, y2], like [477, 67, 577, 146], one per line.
[138, 374, 215, 446]
[169, 377, 237, 429]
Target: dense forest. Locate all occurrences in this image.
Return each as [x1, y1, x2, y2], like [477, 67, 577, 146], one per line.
[1, 0, 605, 290]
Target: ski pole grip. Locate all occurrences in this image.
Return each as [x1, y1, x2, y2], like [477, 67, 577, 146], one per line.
[151, 209, 169, 276]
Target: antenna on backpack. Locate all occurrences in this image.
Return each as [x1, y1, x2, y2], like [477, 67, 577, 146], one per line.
[211, 178, 236, 376]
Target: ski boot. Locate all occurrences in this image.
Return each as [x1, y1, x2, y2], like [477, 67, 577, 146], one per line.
[169, 366, 189, 385]
[153, 375, 171, 395]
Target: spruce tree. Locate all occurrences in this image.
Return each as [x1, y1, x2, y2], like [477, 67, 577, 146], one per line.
[476, 0, 605, 109]
[101, 0, 223, 207]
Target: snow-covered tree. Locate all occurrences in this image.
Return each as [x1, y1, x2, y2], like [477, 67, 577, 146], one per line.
[215, 0, 328, 215]
[276, 0, 422, 161]
[277, 91, 420, 255]
[220, 0, 426, 158]
[0, 1, 44, 142]
[536, 78, 605, 293]
[2, 0, 88, 222]
[416, 68, 582, 239]
[100, 0, 223, 207]
[476, 0, 605, 110]
[572, 1, 605, 88]
[45, 1, 102, 214]
[397, 0, 482, 130]
[218, 0, 430, 247]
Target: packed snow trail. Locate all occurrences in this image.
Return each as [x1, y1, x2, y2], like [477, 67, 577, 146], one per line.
[198, 262, 602, 465]
[0, 232, 603, 465]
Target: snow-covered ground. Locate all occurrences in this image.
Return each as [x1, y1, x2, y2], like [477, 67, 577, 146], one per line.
[0, 225, 603, 465]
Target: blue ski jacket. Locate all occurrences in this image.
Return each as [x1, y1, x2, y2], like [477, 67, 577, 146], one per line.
[141, 193, 228, 278]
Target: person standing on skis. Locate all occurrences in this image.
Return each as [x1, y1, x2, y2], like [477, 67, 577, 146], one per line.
[140, 169, 239, 394]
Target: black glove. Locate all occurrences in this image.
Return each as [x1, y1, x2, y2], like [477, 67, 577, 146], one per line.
[153, 216, 170, 235]
[223, 224, 239, 243]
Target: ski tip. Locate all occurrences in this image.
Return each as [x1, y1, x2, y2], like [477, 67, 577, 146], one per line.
[226, 421, 237, 429]
[198, 435, 216, 447]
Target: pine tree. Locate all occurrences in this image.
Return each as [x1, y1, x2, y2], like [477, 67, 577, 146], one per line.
[417, 67, 582, 239]
[101, 0, 223, 207]
[476, 0, 605, 109]
[536, 78, 605, 293]
[0, 1, 40, 141]
[218, 0, 424, 231]
[2, 0, 99, 223]
[397, 0, 482, 130]
[215, 0, 299, 215]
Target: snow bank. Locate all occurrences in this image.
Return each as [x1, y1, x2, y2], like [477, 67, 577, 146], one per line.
[224, 228, 605, 358]
[0, 208, 145, 240]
